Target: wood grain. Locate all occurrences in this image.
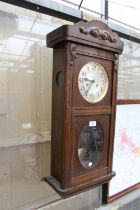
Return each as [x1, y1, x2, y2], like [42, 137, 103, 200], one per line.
[117, 100, 140, 105]
[46, 20, 123, 197]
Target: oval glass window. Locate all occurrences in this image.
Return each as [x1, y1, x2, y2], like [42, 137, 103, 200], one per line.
[78, 121, 104, 169]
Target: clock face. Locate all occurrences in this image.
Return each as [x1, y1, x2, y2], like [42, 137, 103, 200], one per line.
[78, 62, 109, 103]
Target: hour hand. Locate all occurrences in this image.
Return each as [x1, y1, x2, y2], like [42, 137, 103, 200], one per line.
[83, 78, 95, 83]
[85, 80, 95, 96]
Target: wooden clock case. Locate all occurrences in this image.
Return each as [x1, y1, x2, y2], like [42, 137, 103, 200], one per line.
[45, 20, 123, 197]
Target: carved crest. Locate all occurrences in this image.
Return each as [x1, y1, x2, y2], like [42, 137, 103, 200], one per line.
[69, 44, 77, 66]
[114, 54, 119, 72]
[47, 20, 123, 54]
[79, 26, 117, 43]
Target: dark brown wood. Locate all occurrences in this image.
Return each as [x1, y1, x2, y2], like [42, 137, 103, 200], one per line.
[46, 171, 115, 198]
[72, 115, 111, 179]
[108, 182, 140, 203]
[107, 53, 118, 173]
[45, 20, 123, 197]
[50, 46, 66, 185]
[79, 25, 117, 43]
[102, 182, 109, 204]
[72, 52, 113, 107]
[117, 100, 140, 105]
[73, 106, 112, 116]
[47, 20, 123, 54]
[102, 53, 119, 204]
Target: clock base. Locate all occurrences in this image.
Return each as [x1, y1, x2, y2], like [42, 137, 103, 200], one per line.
[44, 172, 115, 198]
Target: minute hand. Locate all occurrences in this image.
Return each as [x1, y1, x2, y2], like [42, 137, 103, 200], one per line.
[85, 80, 95, 96]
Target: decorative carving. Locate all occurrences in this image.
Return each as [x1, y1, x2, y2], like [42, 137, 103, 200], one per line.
[79, 26, 117, 43]
[69, 43, 77, 66]
[114, 54, 119, 72]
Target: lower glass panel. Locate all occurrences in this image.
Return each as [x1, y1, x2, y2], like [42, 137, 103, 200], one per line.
[78, 120, 104, 169]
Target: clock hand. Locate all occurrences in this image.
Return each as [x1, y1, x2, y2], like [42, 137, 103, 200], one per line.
[83, 78, 95, 82]
[85, 80, 95, 96]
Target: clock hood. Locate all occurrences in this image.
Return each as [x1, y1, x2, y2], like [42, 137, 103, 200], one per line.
[47, 20, 123, 54]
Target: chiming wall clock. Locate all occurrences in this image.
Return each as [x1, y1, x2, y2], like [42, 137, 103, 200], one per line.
[45, 20, 123, 197]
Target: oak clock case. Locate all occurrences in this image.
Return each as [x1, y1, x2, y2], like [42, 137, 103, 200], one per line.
[45, 20, 123, 197]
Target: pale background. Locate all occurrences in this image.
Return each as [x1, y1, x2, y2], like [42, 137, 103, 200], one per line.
[110, 105, 140, 196]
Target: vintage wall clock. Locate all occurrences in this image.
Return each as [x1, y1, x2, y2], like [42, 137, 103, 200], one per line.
[45, 20, 123, 197]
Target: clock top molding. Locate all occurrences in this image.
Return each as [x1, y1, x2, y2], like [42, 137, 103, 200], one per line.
[47, 20, 123, 54]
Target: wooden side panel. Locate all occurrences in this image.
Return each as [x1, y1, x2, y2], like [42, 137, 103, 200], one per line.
[61, 43, 74, 188]
[108, 54, 118, 173]
[51, 45, 66, 183]
[102, 54, 122, 204]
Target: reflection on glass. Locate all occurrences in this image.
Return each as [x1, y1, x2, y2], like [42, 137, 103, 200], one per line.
[78, 121, 104, 169]
[117, 39, 140, 99]
[108, 0, 140, 31]
[81, 0, 102, 15]
[52, 0, 102, 17]
[0, 1, 72, 209]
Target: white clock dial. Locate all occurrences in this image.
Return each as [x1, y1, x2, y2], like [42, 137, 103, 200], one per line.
[78, 62, 109, 103]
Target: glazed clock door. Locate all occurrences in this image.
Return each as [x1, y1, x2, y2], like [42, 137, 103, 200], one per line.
[78, 120, 104, 169]
[72, 115, 111, 184]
